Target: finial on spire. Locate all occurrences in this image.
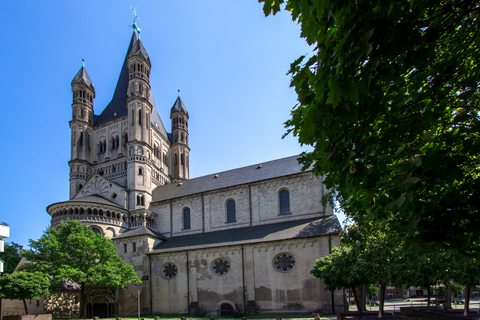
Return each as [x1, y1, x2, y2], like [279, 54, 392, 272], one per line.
[82, 58, 85, 68]
[130, 7, 142, 39]
[178, 89, 180, 97]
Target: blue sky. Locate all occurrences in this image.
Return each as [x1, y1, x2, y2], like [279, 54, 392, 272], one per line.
[0, 1, 343, 248]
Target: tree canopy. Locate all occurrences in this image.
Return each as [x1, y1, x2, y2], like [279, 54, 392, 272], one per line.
[21, 220, 139, 318]
[0, 271, 50, 315]
[0, 242, 23, 274]
[260, 0, 480, 251]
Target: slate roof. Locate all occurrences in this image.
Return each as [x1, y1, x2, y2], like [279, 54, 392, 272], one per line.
[114, 226, 167, 240]
[152, 155, 307, 202]
[72, 66, 93, 86]
[170, 96, 188, 114]
[93, 32, 168, 141]
[149, 215, 341, 253]
[47, 194, 124, 211]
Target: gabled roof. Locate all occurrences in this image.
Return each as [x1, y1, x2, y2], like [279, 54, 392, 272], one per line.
[93, 32, 168, 141]
[149, 215, 341, 253]
[170, 96, 188, 115]
[129, 38, 149, 59]
[114, 226, 166, 240]
[72, 66, 93, 86]
[152, 155, 308, 202]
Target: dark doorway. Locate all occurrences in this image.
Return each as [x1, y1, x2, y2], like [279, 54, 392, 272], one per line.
[220, 303, 234, 316]
[92, 303, 108, 318]
[87, 294, 114, 318]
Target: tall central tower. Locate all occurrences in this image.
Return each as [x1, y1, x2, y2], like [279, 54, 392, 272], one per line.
[126, 32, 153, 211]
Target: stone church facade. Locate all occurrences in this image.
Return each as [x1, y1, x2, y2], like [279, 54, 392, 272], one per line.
[46, 30, 343, 317]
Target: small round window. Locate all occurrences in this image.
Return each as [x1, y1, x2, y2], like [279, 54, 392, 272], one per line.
[212, 259, 230, 276]
[273, 253, 295, 272]
[162, 263, 178, 279]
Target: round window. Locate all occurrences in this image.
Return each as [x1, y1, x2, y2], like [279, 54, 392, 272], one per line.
[273, 253, 295, 272]
[162, 263, 178, 279]
[212, 259, 230, 276]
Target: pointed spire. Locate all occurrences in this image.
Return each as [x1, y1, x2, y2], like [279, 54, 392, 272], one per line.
[170, 95, 188, 115]
[72, 65, 93, 86]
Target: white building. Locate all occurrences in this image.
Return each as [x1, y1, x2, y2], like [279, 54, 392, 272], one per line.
[0, 223, 10, 274]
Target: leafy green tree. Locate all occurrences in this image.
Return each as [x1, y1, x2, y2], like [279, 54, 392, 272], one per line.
[0, 271, 50, 314]
[260, 0, 480, 251]
[0, 242, 23, 274]
[21, 220, 139, 319]
[450, 253, 480, 316]
[342, 222, 403, 318]
[311, 246, 370, 312]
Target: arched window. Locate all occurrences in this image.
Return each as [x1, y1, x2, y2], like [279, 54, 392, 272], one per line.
[181, 154, 185, 165]
[138, 167, 143, 175]
[123, 243, 127, 253]
[279, 189, 290, 215]
[226, 200, 236, 223]
[132, 242, 136, 252]
[138, 109, 142, 125]
[183, 208, 191, 230]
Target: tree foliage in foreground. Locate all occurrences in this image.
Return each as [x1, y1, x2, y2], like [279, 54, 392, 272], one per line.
[261, 0, 480, 250]
[21, 220, 139, 319]
[312, 222, 402, 318]
[0, 242, 23, 274]
[0, 271, 50, 315]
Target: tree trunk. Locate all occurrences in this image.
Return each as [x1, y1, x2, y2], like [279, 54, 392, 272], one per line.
[352, 286, 363, 312]
[80, 282, 87, 319]
[359, 284, 367, 312]
[443, 281, 452, 311]
[427, 285, 431, 307]
[22, 299, 29, 315]
[378, 283, 386, 319]
[464, 285, 471, 317]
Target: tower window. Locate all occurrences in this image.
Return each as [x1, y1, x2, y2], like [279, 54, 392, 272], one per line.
[183, 207, 191, 230]
[226, 200, 236, 223]
[138, 109, 142, 125]
[174, 154, 178, 166]
[181, 154, 185, 165]
[136, 194, 145, 206]
[132, 242, 136, 252]
[279, 189, 290, 215]
[138, 167, 143, 175]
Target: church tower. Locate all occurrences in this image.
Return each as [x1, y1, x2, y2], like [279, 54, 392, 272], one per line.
[126, 31, 154, 211]
[170, 94, 190, 182]
[69, 64, 95, 198]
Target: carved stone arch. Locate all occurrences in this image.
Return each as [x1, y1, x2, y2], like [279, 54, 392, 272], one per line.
[218, 302, 235, 316]
[105, 227, 115, 238]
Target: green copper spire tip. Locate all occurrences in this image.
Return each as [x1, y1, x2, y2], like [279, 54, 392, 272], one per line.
[130, 7, 141, 39]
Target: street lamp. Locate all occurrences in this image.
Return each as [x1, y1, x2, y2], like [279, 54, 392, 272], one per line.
[133, 282, 143, 320]
[132, 276, 148, 320]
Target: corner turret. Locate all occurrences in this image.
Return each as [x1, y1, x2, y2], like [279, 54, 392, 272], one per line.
[69, 63, 95, 197]
[170, 93, 190, 181]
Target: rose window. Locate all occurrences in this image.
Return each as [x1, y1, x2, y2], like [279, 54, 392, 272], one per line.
[273, 253, 295, 272]
[212, 259, 230, 276]
[162, 263, 178, 279]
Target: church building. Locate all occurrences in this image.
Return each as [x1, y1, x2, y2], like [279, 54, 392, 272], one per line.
[46, 27, 343, 317]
